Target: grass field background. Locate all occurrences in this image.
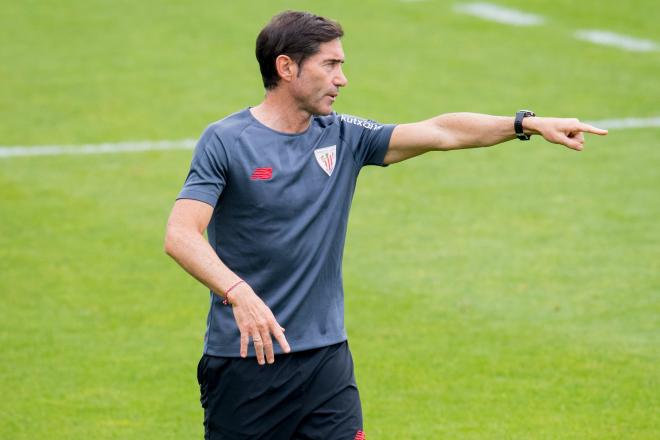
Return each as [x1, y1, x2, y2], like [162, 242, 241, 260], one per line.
[1, 0, 658, 438]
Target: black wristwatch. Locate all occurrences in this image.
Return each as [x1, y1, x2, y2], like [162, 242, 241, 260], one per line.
[515, 110, 536, 141]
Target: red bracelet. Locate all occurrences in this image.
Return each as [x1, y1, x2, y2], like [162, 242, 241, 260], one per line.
[222, 279, 245, 305]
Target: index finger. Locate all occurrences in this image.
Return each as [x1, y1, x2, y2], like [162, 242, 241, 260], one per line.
[579, 123, 608, 136]
[271, 324, 291, 353]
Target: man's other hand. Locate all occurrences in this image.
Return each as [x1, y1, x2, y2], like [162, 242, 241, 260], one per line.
[229, 283, 291, 365]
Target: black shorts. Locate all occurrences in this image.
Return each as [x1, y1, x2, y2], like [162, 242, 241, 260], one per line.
[197, 341, 366, 440]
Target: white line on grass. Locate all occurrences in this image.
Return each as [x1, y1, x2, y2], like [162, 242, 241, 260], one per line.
[452, 3, 656, 53]
[585, 116, 660, 130]
[0, 139, 196, 158]
[1, 117, 659, 159]
[453, 2, 545, 26]
[574, 30, 657, 52]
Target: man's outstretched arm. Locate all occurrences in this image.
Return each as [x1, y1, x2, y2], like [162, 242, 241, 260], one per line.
[384, 112, 608, 164]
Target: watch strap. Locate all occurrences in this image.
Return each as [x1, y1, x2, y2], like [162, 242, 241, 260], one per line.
[515, 110, 536, 141]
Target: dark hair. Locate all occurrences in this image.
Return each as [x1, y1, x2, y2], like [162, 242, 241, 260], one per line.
[256, 11, 343, 89]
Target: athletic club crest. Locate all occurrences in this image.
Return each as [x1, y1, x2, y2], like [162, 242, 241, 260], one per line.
[314, 145, 336, 176]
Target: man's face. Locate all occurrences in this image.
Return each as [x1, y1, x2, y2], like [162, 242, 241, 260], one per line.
[289, 39, 348, 116]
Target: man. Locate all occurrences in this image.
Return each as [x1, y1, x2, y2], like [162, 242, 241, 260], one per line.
[164, 10, 607, 440]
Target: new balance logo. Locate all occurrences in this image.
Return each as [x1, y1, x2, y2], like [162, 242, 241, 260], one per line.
[250, 167, 272, 180]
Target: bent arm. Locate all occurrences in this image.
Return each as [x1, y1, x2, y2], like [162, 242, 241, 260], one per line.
[164, 198, 241, 296]
[164, 198, 290, 363]
[383, 112, 608, 164]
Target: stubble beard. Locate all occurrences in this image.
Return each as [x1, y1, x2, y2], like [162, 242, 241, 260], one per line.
[298, 96, 332, 117]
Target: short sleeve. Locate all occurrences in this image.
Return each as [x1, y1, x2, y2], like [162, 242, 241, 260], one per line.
[177, 125, 229, 207]
[339, 114, 396, 167]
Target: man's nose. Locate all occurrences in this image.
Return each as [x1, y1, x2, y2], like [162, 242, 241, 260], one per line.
[335, 68, 348, 87]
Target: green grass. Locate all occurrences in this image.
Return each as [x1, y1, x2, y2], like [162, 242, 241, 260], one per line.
[1, 1, 658, 438]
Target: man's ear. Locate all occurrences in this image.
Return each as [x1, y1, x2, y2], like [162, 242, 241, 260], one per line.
[275, 54, 298, 83]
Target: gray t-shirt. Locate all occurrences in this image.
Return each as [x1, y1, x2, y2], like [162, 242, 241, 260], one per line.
[178, 108, 396, 357]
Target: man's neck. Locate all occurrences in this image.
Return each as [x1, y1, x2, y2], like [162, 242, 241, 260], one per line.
[250, 89, 312, 134]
